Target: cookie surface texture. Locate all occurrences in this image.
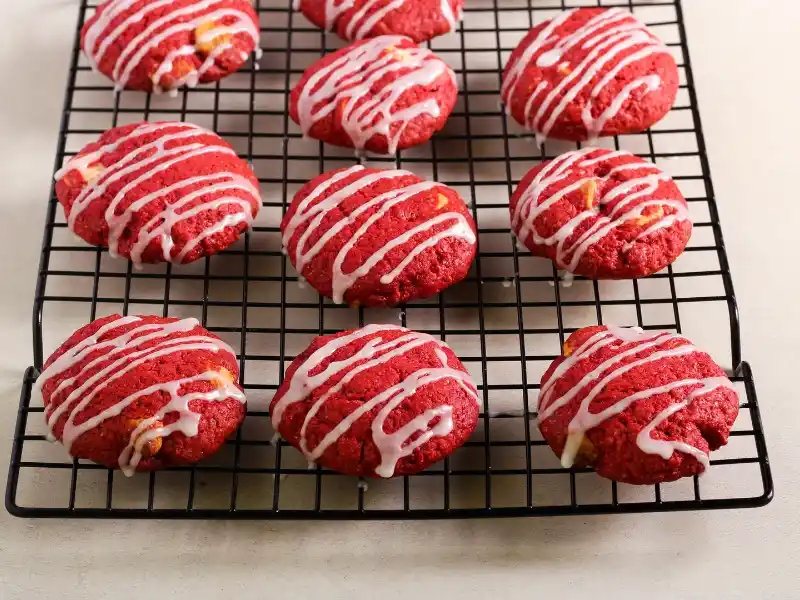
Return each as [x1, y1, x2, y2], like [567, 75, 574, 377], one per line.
[289, 35, 458, 154]
[501, 7, 678, 142]
[509, 147, 691, 279]
[537, 325, 739, 484]
[295, 0, 463, 43]
[36, 314, 246, 475]
[270, 325, 480, 478]
[283, 165, 476, 306]
[82, 0, 260, 93]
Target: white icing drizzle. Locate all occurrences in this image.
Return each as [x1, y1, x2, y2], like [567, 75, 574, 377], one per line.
[34, 316, 244, 476]
[346, 0, 405, 40]
[537, 326, 736, 470]
[271, 324, 478, 478]
[502, 10, 575, 110]
[151, 46, 198, 92]
[487, 408, 525, 418]
[82, 0, 260, 92]
[296, 35, 456, 154]
[298, 0, 459, 40]
[440, 0, 460, 32]
[501, 8, 670, 142]
[511, 148, 689, 274]
[56, 122, 260, 266]
[282, 165, 476, 304]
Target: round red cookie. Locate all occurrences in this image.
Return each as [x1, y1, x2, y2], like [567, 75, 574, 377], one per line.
[82, 0, 260, 93]
[270, 325, 479, 477]
[282, 165, 476, 307]
[537, 325, 739, 485]
[501, 7, 679, 141]
[55, 121, 261, 266]
[510, 147, 691, 279]
[296, 0, 463, 43]
[35, 314, 246, 475]
[289, 35, 458, 154]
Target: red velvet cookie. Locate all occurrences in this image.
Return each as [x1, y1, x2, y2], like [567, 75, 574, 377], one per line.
[55, 121, 261, 266]
[501, 7, 678, 142]
[510, 147, 691, 279]
[295, 0, 463, 43]
[282, 165, 476, 307]
[289, 35, 458, 154]
[537, 326, 739, 485]
[35, 314, 246, 475]
[82, 0, 260, 94]
[270, 325, 479, 477]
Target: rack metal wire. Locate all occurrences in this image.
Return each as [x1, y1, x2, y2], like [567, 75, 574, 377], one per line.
[6, 0, 773, 519]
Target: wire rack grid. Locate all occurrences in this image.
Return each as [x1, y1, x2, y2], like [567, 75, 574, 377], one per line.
[6, 0, 773, 519]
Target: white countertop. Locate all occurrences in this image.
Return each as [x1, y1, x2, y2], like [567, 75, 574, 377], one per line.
[0, 0, 797, 597]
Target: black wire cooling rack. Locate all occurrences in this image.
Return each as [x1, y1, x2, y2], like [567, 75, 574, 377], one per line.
[6, 0, 773, 519]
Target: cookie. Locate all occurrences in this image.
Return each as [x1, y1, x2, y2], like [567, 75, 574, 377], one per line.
[271, 325, 479, 477]
[82, 0, 261, 94]
[501, 7, 678, 142]
[282, 165, 476, 307]
[289, 35, 458, 154]
[510, 147, 691, 279]
[537, 326, 739, 485]
[55, 121, 261, 266]
[295, 0, 462, 43]
[34, 315, 246, 475]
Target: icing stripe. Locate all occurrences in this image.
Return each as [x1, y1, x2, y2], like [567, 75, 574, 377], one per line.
[35, 316, 245, 476]
[510, 148, 690, 273]
[345, 0, 406, 40]
[83, 0, 260, 92]
[538, 326, 736, 470]
[282, 166, 476, 304]
[295, 35, 456, 154]
[56, 122, 260, 266]
[272, 325, 478, 478]
[501, 8, 670, 142]
[116, 370, 237, 476]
